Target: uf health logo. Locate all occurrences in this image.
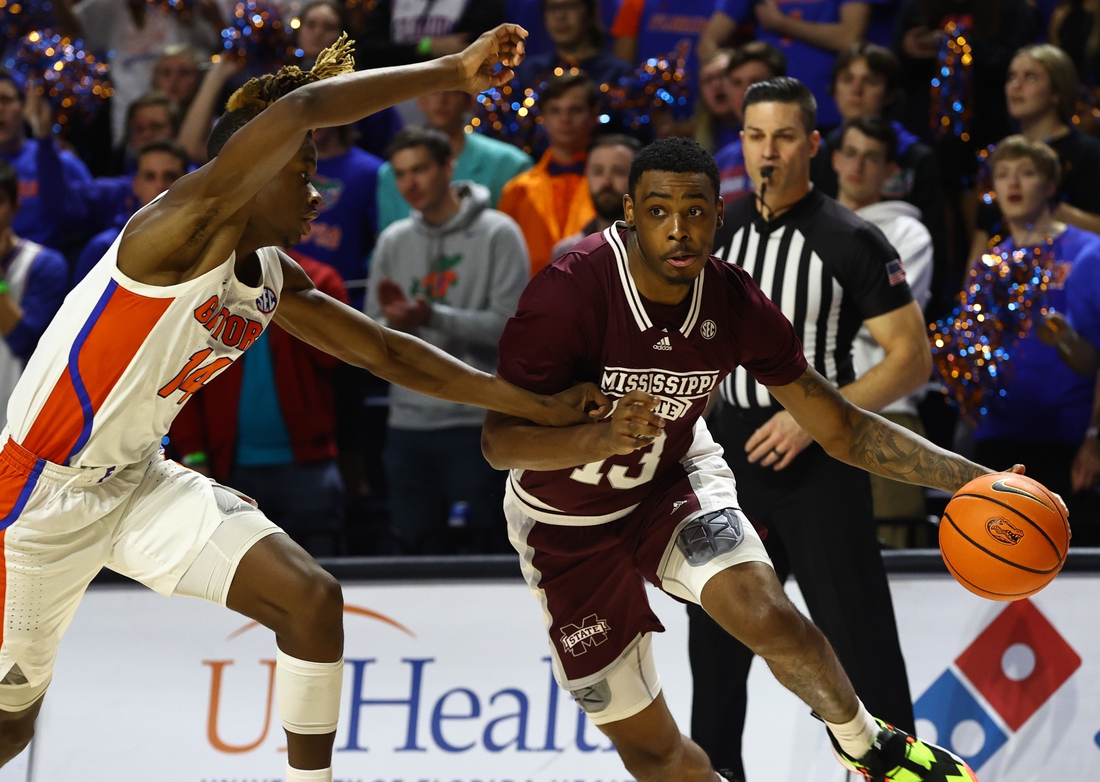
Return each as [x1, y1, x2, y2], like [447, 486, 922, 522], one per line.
[913, 599, 1081, 770]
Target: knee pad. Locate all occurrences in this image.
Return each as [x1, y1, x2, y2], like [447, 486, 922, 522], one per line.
[675, 508, 744, 566]
[174, 510, 282, 606]
[566, 635, 660, 725]
[276, 650, 343, 735]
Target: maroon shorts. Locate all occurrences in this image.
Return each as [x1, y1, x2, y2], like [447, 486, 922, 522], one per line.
[505, 442, 770, 724]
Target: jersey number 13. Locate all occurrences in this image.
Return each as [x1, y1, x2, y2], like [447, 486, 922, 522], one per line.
[570, 436, 666, 489]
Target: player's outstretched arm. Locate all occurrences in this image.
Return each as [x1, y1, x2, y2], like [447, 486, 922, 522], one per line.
[770, 366, 991, 493]
[120, 25, 527, 271]
[482, 391, 664, 471]
[273, 254, 591, 427]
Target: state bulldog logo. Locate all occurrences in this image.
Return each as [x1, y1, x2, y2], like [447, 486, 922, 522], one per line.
[560, 615, 611, 657]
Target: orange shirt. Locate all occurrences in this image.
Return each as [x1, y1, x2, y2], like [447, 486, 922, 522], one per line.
[498, 150, 596, 277]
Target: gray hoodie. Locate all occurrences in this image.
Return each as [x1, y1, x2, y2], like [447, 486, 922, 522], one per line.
[366, 181, 530, 430]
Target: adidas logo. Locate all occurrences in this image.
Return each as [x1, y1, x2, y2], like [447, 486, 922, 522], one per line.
[653, 336, 672, 351]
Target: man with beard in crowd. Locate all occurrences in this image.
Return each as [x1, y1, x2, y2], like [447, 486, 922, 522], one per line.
[551, 134, 642, 260]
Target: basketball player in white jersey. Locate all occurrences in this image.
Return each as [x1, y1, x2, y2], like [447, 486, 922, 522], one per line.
[0, 27, 599, 782]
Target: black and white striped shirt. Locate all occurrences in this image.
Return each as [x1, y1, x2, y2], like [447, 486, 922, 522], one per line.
[714, 188, 912, 410]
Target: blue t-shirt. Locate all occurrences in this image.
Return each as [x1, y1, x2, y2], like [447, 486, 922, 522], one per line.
[864, 0, 900, 47]
[2, 139, 93, 249]
[74, 228, 121, 286]
[516, 50, 635, 91]
[354, 106, 403, 159]
[235, 330, 295, 467]
[975, 225, 1100, 445]
[0, 239, 69, 360]
[716, 0, 859, 127]
[612, 0, 714, 113]
[376, 132, 532, 231]
[714, 137, 752, 203]
[297, 146, 383, 310]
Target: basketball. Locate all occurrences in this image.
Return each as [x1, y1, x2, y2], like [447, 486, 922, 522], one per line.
[940, 473, 1070, 601]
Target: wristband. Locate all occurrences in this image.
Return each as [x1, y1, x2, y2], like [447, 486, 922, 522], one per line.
[0, 280, 9, 295]
[418, 37, 433, 56]
[1087, 427, 1100, 441]
[182, 451, 208, 466]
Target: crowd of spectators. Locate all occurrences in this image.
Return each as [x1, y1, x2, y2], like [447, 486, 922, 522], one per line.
[2, 0, 1100, 554]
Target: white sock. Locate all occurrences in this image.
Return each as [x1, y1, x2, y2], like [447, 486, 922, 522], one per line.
[824, 700, 879, 759]
[286, 766, 331, 782]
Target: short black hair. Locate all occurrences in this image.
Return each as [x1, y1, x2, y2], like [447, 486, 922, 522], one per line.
[628, 138, 720, 202]
[540, 0, 603, 49]
[0, 160, 17, 206]
[728, 41, 787, 79]
[830, 43, 902, 107]
[837, 115, 898, 162]
[589, 133, 642, 155]
[385, 126, 453, 165]
[136, 139, 191, 171]
[742, 77, 817, 133]
[540, 72, 598, 109]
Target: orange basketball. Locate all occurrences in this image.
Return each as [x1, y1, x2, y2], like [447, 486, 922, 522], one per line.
[940, 473, 1070, 601]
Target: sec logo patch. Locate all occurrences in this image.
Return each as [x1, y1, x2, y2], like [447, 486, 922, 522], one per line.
[256, 287, 278, 314]
[700, 319, 717, 339]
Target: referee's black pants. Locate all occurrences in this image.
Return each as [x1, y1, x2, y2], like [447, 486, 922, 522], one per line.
[689, 404, 914, 780]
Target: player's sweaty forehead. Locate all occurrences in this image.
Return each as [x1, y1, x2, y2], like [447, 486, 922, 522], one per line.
[635, 170, 716, 204]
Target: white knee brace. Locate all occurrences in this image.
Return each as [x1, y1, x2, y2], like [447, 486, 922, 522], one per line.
[276, 650, 343, 735]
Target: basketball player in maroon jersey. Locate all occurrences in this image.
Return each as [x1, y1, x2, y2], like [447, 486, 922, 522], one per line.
[483, 137, 1006, 781]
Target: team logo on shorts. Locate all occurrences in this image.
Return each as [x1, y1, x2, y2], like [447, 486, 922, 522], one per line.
[256, 287, 278, 314]
[560, 614, 611, 656]
[700, 319, 717, 339]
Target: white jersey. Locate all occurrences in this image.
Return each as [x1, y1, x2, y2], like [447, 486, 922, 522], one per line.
[5, 229, 284, 469]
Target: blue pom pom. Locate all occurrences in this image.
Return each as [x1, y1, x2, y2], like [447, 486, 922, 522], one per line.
[7, 31, 111, 132]
[220, 0, 294, 69]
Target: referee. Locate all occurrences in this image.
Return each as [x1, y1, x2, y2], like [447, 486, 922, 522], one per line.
[690, 78, 932, 780]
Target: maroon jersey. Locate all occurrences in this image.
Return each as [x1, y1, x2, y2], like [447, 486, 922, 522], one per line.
[497, 225, 808, 523]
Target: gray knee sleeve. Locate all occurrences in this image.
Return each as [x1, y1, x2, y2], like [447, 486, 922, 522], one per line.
[676, 508, 745, 566]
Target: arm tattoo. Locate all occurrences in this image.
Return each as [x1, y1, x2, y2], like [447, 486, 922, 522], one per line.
[791, 373, 837, 402]
[847, 412, 987, 493]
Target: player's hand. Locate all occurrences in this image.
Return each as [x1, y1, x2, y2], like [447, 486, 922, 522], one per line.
[452, 24, 528, 94]
[745, 410, 813, 470]
[1006, 464, 1071, 527]
[1073, 437, 1100, 493]
[600, 390, 665, 456]
[754, 0, 786, 31]
[554, 382, 613, 420]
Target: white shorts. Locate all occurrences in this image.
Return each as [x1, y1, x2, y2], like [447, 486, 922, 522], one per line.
[0, 438, 280, 710]
[506, 441, 772, 726]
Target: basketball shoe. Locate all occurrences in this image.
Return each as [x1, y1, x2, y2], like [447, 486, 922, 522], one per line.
[829, 719, 979, 781]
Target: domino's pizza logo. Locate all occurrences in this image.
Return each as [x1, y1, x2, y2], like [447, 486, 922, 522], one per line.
[913, 599, 1081, 771]
[256, 287, 278, 314]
